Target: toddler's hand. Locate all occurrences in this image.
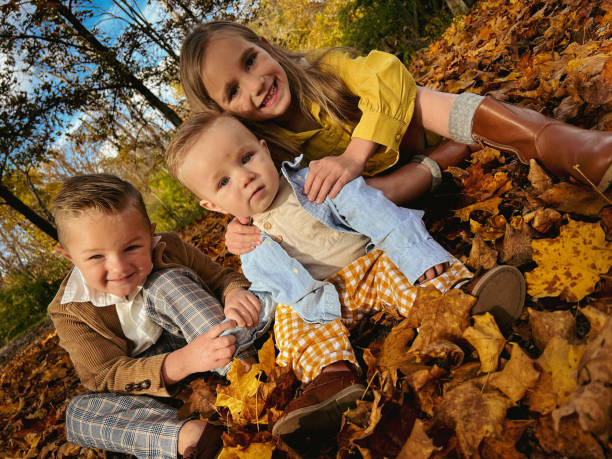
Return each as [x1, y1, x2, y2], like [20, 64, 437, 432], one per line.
[224, 288, 261, 328]
[225, 217, 262, 255]
[417, 262, 448, 284]
[187, 321, 237, 373]
[304, 138, 377, 204]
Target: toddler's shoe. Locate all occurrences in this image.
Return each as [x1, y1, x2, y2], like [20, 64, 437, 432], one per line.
[462, 265, 526, 332]
[271, 367, 365, 449]
[183, 423, 224, 459]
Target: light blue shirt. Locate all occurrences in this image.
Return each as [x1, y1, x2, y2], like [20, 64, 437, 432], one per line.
[228, 156, 454, 353]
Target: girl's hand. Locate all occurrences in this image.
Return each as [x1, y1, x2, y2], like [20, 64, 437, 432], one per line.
[225, 216, 262, 255]
[224, 288, 261, 328]
[304, 138, 378, 204]
[417, 262, 448, 284]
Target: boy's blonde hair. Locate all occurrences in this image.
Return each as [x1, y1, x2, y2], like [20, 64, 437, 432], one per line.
[52, 174, 150, 245]
[179, 21, 361, 133]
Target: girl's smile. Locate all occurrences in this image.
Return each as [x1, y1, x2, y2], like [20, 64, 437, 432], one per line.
[200, 34, 292, 121]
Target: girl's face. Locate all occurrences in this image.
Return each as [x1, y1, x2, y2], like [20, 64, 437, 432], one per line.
[200, 33, 292, 122]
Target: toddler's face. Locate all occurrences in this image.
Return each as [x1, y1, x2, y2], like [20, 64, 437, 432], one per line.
[200, 33, 292, 122]
[181, 116, 280, 218]
[57, 207, 154, 298]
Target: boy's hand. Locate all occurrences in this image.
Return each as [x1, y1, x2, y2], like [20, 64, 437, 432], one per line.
[417, 262, 448, 284]
[225, 217, 262, 255]
[224, 288, 261, 328]
[304, 138, 377, 204]
[163, 321, 238, 384]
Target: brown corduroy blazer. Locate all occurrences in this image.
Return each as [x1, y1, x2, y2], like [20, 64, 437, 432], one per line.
[48, 232, 250, 397]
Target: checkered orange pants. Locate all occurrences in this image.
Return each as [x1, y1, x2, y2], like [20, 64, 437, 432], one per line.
[274, 250, 472, 382]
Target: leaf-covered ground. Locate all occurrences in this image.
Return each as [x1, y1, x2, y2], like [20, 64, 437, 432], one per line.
[2, 0, 612, 457]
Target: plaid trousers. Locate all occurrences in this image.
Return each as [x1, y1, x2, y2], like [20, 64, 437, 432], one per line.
[66, 267, 253, 459]
[274, 250, 472, 382]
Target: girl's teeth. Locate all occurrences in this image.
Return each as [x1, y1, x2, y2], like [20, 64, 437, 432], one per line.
[262, 84, 276, 107]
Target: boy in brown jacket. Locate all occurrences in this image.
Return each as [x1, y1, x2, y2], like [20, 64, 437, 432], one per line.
[49, 174, 259, 459]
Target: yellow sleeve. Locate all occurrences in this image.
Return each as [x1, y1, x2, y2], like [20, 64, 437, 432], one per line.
[319, 49, 417, 153]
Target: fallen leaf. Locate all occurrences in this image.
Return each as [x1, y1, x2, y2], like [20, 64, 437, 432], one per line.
[490, 343, 540, 403]
[535, 415, 605, 459]
[523, 207, 562, 233]
[406, 286, 476, 353]
[525, 218, 612, 302]
[528, 336, 585, 414]
[454, 197, 502, 222]
[538, 182, 611, 216]
[527, 159, 553, 193]
[528, 308, 576, 351]
[436, 381, 512, 456]
[500, 221, 533, 266]
[467, 234, 498, 270]
[396, 419, 439, 459]
[462, 313, 505, 373]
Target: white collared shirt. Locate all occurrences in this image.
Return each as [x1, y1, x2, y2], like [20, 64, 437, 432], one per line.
[61, 236, 163, 356]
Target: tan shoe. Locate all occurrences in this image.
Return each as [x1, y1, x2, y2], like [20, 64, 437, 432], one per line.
[472, 96, 612, 191]
[182, 423, 223, 459]
[463, 265, 526, 332]
[271, 368, 365, 447]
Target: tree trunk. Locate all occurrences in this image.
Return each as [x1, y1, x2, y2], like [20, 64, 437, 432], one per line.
[0, 183, 57, 241]
[55, 3, 183, 127]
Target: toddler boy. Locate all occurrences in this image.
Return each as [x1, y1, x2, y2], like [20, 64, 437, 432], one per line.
[49, 174, 260, 459]
[165, 113, 526, 448]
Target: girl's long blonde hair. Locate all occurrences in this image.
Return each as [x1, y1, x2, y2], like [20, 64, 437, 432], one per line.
[180, 21, 361, 161]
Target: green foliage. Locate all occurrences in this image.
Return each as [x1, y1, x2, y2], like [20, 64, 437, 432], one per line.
[146, 169, 204, 232]
[0, 269, 66, 344]
[337, 0, 454, 60]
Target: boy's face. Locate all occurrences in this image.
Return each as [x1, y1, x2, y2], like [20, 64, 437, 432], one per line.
[181, 116, 280, 218]
[56, 206, 154, 297]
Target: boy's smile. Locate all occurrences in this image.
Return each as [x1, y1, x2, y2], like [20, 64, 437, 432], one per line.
[57, 207, 155, 298]
[180, 116, 280, 218]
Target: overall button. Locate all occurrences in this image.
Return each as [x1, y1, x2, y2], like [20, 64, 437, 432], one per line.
[263, 222, 272, 230]
[275, 235, 283, 243]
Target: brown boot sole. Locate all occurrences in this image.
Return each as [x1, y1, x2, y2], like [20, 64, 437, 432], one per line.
[470, 265, 525, 331]
[271, 383, 365, 438]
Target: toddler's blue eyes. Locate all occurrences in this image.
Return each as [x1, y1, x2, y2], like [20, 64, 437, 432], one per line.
[219, 177, 230, 188]
[242, 154, 253, 164]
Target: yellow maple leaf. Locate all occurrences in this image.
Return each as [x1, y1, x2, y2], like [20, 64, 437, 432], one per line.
[455, 197, 502, 222]
[217, 441, 275, 459]
[525, 219, 612, 302]
[216, 336, 277, 424]
[462, 313, 505, 373]
[490, 343, 540, 403]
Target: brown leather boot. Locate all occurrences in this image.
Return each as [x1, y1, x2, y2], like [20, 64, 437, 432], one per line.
[182, 423, 224, 459]
[472, 96, 612, 191]
[271, 367, 364, 448]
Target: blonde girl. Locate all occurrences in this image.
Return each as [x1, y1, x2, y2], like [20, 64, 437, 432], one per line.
[180, 21, 612, 253]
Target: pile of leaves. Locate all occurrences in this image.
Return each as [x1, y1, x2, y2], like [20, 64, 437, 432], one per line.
[1, 0, 611, 457]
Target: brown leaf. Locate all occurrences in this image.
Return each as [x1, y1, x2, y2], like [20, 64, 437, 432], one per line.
[580, 305, 611, 341]
[396, 419, 439, 459]
[436, 382, 512, 456]
[500, 221, 533, 266]
[479, 419, 532, 459]
[535, 415, 605, 459]
[538, 182, 611, 217]
[463, 313, 505, 373]
[527, 159, 553, 193]
[528, 308, 576, 351]
[176, 378, 219, 419]
[601, 205, 612, 241]
[405, 286, 476, 353]
[523, 207, 562, 234]
[490, 343, 540, 403]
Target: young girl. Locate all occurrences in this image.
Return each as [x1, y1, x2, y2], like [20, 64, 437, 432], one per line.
[179, 21, 612, 253]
